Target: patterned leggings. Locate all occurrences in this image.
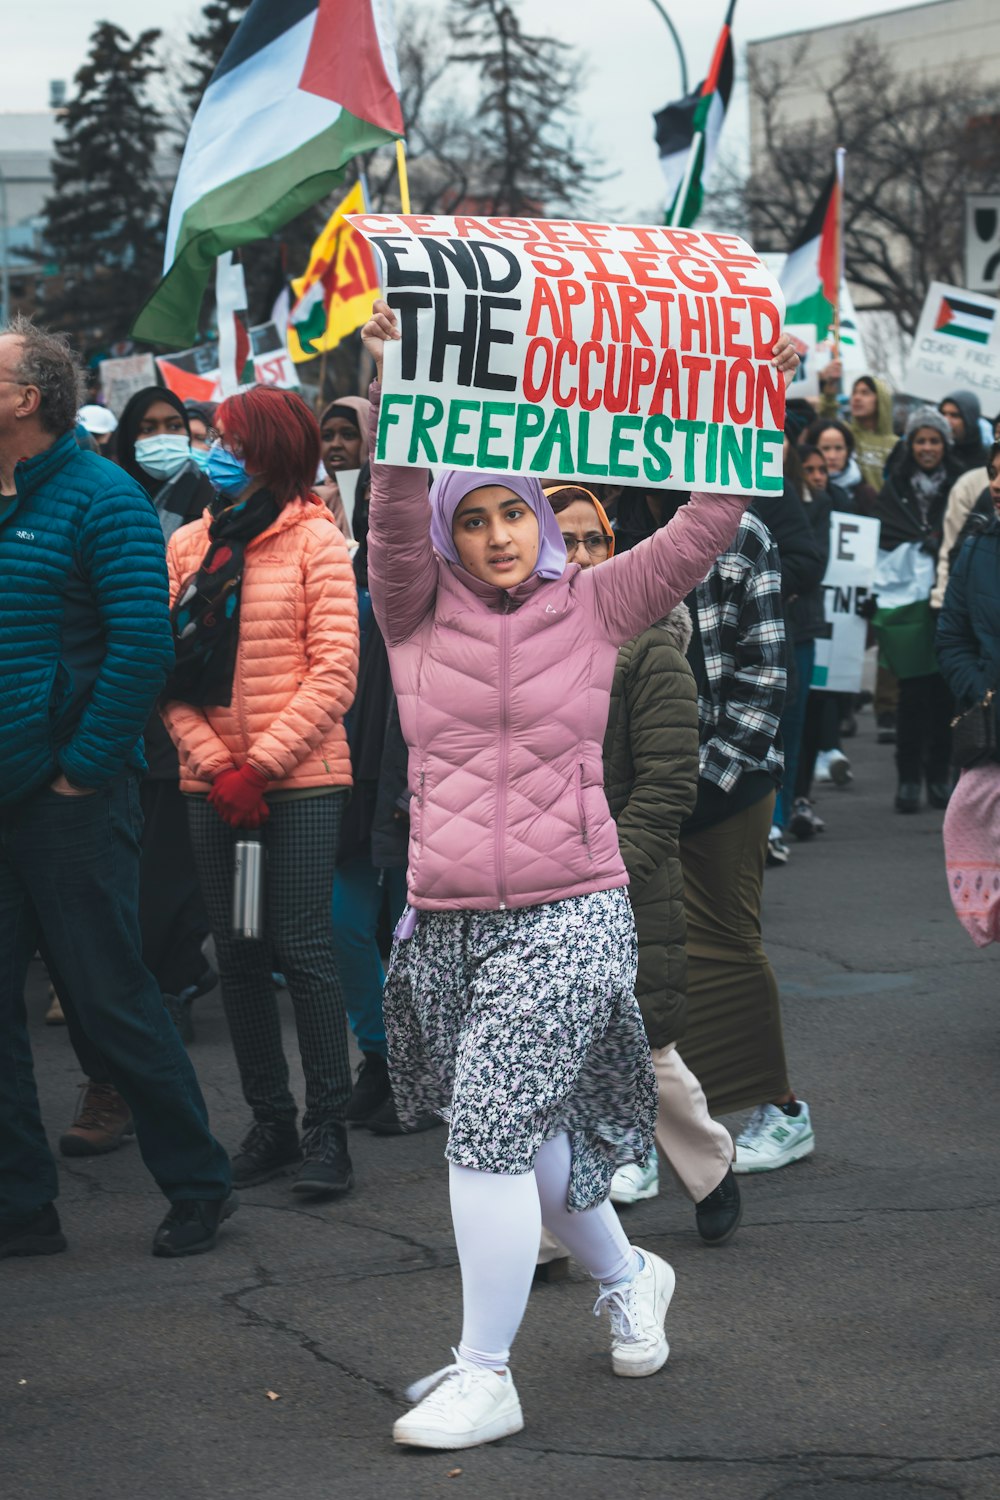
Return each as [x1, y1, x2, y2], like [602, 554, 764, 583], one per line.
[187, 792, 352, 1131]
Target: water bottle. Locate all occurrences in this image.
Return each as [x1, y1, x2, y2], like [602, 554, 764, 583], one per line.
[232, 831, 265, 939]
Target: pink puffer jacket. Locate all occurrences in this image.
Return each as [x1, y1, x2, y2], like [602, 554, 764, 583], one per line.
[367, 390, 746, 912]
[162, 496, 359, 793]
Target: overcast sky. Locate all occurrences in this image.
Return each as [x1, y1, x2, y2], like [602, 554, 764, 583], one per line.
[1, 0, 919, 216]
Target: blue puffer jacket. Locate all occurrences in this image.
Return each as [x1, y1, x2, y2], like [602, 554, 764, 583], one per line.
[0, 432, 174, 806]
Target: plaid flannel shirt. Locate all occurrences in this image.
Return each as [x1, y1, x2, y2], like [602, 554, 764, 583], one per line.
[692, 510, 787, 794]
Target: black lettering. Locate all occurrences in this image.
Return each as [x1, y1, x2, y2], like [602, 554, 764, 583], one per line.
[419, 236, 479, 290]
[371, 235, 430, 288]
[388, 291, 433, 380]
[429, 292, 478, 385]
[836, 521, 860, 562]
[468, 241, 522, 294]
[473, 296, 519, 392]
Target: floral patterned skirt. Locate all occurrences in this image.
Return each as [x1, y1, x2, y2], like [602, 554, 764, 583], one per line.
[382, 886, 656, 1211]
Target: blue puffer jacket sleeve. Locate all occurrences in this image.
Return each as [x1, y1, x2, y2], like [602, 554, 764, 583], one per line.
[58, 472, 175, 788]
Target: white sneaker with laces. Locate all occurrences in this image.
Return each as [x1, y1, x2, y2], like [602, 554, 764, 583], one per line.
[393, 1351, 524, 1450]
[610, 1158, 659, 1205]
[593, 1247, 675, 1378]
[733, 1100, 815, 1174]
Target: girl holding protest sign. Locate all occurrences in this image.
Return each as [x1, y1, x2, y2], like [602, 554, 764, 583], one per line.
[361, 297, 798, 1452]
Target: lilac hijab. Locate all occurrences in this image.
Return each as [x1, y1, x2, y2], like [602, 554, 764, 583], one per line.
[428, 470, 567, 581]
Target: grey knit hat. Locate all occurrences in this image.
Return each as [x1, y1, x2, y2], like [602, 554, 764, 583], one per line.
[904, 405, 952, 446]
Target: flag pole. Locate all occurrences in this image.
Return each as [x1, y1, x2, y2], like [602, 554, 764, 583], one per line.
[832, 146, 846, 361]
[395, 139, 411, 215]
[316, 346, 328, 416]
[666, 0, 735, 229]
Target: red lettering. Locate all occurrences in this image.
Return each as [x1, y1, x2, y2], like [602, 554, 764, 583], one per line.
[616, 285, 653, 348]
[603, 345, 632, 414]
[629, 348, 657, 413]
[660, 229, 704, 257]
[666, 255, 719, 293]
[526, 246, 575, 277]
[581, 247, 629, 283]
[624, 226, 666, 252]
[399, 215, 446, 236]
[749, 299, 781, 358]
[714, 257, 771, 297]
[721, 297, 752, 357]
[712, 359, 727, 423]
[484, 218, 535, 240]
[526, 280, 563, 337]
[649, 349, 680, 419]
[453, 216, 499, 239]
[523, 338, 554, 402]
[557, 279, 587, 332]
[683, 355, 712, 419]
[579, 342, 604, 410]
[350, 214, 402, 235]
[755, 363, 785, 428]
[621, 250, 676, 290]
[679, 294, 709, 353]
[573, 221, 615, 247]
[589, 284, 621, 342]
[726, 359, 756, 424]
[702, 233, 746, 259]
[552, 340, 578, 408]
[646, 290, 675, 344]
[535, 219, 588, 247]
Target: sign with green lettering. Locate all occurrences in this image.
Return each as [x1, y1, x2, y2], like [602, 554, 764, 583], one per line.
[348, 213, 787, 495]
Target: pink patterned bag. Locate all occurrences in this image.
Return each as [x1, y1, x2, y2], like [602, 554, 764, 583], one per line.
[944, 763, 1000, 946]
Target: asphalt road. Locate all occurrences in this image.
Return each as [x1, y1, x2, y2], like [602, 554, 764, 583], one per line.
[3, 709, 998, 1500]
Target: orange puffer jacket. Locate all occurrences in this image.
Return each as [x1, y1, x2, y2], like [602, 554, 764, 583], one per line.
[162, 496, 359, 794]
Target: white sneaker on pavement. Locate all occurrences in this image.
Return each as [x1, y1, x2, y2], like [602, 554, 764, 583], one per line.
[393, 1351, 524, 1450]
[593, 1247, 675, 1378]
[733, 1101, 815, 1174]
[826, 749, 853, 786]
[610, 1157, 659, 1205]
[814, 750, 833, 783]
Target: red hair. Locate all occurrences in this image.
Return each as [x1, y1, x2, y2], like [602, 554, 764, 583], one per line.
[215, 386, 321, 506]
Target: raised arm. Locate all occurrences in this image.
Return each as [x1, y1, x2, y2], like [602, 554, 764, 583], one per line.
[362, 300, 437, 646]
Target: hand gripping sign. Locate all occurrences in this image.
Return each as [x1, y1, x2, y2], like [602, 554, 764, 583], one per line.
[347, 213, 788, 496]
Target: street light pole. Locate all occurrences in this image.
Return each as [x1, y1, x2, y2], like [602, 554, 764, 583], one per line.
[647, 0, 689, 95]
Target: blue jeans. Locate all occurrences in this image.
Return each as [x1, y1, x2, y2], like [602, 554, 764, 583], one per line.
[0, 775, 231, 1224]
[332, 850, 407, 1058]
[777, 640, 816, 830]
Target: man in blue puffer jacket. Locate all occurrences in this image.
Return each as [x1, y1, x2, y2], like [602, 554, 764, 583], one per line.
[0, 318, 234, 1261]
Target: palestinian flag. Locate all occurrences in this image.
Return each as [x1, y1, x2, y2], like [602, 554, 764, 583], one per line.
[654, 1, 735, 228]
[288, 179, 380, 361]
[780, 158, 843, 342]
[132, 0, 403, 348]
[934, 293, 995, 345]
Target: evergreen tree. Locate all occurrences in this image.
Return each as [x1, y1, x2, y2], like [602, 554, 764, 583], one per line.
[448, 0, 598, 216]
[181, 1, 253, 120]
[42, 23, 166, 353]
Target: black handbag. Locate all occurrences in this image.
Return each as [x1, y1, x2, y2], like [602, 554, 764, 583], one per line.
[951, 688, 996, 769]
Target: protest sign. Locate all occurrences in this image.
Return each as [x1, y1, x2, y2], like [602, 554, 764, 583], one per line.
[903, 280, 1000, 407]
[811, 512, 880, 694]
[784, 281, 868, 399]
[156, 323, 299, 404]
[347, 213, 787, 495]
[99, 353, 158, 416]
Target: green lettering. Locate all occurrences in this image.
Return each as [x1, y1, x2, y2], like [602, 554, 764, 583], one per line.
[720, 424, 752, 490]
[642, 415, 673, 482]
[477, 401, 516, 469]
[532, 408, 573, 475]
[705, 421, 719, 486]
[513, 403, 546, 470]
[674, 419, 706, 484]
[442, 398, 480, 467]
[408, 394, 445, 464]
[754, 428, 785, 492]
[609, 415, 642, 479]
[577, 411, 609, 476]
[377, 394, 414, 461]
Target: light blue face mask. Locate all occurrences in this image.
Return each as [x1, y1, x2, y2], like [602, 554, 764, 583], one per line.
[135, 434, 192, 481]
[206, 442, 252, 497]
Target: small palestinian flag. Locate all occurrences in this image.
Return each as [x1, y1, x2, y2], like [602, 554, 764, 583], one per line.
[654, 1, 735, 228]
[780, 159, 843, 343]
[133, 0, 403, 349]
[934, 294, 996, 345]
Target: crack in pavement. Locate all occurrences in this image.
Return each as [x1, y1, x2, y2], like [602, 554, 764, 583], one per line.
[220, 1263, 400, 1406]
[511, 1445, 1000, 1470]
[747, 1199, 1000, 1229]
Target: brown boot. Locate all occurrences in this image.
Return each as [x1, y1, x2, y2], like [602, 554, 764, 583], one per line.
[59, 1081, 135, 1157]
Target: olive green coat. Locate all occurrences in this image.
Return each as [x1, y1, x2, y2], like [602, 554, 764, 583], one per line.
[602, 604, 699, 1049]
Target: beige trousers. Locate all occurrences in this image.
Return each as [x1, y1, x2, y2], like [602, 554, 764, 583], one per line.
[537, 1042, 732, 1263]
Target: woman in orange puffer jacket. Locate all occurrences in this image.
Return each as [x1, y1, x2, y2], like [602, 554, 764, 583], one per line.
[161, 386, 359, 1200]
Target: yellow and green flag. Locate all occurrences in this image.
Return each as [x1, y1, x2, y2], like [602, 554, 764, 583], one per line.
[288, 180, 380, 362]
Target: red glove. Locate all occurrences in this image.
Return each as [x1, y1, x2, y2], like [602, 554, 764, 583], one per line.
[208, 763, 270, 828]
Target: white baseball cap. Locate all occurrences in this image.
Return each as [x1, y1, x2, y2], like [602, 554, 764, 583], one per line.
[78, 404, 118, 435]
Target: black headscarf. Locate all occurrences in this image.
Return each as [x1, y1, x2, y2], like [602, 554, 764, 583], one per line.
[116, 386, 191, 497]
[352, 460, 372, 589]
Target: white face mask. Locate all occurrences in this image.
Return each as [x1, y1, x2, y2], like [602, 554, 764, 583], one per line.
[135, 434, 192, 480]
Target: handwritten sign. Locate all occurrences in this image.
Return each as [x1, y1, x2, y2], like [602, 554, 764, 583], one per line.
[811, 513, 881, 694]
[903, 280, 1000, 406]
[348, 214, 787, 495]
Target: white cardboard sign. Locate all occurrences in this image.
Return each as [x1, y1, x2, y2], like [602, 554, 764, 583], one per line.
[811, 512, 881, 694]
[903, 280, 1000, 408]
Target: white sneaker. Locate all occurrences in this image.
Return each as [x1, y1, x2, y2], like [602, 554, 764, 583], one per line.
[610, 1157, 659, 1205]
[814, 750, 833, 783]
[593, 1247, 675, 1378]
[733, 1101, 815, 1174]
[393, 1352, 524, 1450]
[826, 749, 853, 786]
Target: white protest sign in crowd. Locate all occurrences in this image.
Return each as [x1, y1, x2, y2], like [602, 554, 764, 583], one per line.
[348, 213, 788, 497]
[98, 353, 159, 416]
[811, 512, 881, 695]
[903, 279, 1000, 408]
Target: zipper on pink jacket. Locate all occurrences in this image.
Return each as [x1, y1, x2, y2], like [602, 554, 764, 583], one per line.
[495, 610, 510, 908]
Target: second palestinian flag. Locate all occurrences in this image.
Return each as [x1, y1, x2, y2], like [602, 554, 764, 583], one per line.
[654, 2, 735, 228]
[780, 158, 844, 342]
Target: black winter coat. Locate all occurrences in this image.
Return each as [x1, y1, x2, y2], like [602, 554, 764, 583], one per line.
[936, 519, 1000, 743]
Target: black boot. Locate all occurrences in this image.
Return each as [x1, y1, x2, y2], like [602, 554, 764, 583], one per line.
[293, 1122, 354, 1197]
[345, 1052, 392, 1124]
[231, 1119, 302, 1187]
[927, 780, 951, 810]
[366, 1092, 442, 1136]
[895, 781, 921, 813]
[0, 1203, 68, 1259]
[695, 1168, 743, 1246]
[152, 1194, 239, 1258]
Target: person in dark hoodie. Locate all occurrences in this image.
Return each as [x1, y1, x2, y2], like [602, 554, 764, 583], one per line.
[874, 406, 964, 813]
[57, 388, 218, 1159]
[939, 390, 989, 476]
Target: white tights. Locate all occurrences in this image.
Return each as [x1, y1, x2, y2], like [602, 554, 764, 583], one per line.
[449, 1132, 635, 1369]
